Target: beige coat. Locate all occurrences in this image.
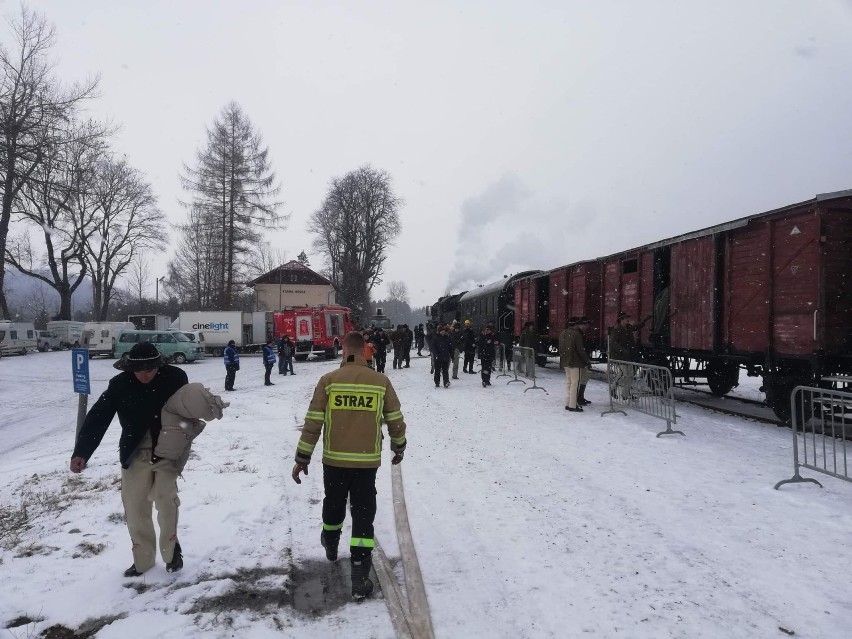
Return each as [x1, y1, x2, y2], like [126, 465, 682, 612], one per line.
[155, 383, 229, 468]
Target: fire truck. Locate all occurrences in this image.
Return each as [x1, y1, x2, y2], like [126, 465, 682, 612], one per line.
[273, 305, 355, 361]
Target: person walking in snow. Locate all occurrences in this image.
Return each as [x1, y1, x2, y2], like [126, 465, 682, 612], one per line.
[559, 317, 592, 412]
[69, 342, 188, 577]
[262, 338, 276, 386]
[431, 324, 454, 388]
[278, 335, 295, 375]
[414, 323, 425, 356]
[292, 331, 406, 600]
[224, 340, 239, 391]
[477, 325, 497, 387]
[461, 320, 477, 374]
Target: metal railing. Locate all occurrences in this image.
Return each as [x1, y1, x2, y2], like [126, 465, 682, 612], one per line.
[494, 343, 512, 379]
[602, 356, 682, 437]
[774, 386, 852, 489]
[508, 346, 547, 393]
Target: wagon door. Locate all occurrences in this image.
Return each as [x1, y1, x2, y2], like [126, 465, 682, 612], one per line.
[770, 211, 822, 356]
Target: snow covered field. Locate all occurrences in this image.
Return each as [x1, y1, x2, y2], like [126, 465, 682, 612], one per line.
[1, 351, 851, 638]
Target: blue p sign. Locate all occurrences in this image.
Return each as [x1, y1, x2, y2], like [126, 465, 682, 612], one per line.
[72, 348, 91, 395]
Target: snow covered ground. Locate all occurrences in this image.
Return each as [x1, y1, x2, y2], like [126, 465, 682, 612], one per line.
[1, 350, 851, 638]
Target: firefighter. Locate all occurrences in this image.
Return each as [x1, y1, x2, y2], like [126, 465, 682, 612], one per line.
[292, 331, 407, 600]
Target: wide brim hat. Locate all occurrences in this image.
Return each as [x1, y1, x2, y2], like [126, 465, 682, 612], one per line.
[617, 312, 630, 321]
[114, 342, 166, 372]
[567, 316, 580, 326]
[578, 316, 591, 325]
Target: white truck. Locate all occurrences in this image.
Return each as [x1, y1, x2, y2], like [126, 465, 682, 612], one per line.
[127, 314, 173, 331]
[0, 320, 38, 356]
[47, 320, 86, 348]
[81, 321, 135, 357]
[177, 311, 272, 355]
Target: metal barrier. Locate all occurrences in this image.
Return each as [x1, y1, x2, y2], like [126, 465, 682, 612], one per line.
[494, 343, 511, 379]
[774, 386, 852, 489]
[508, 346, 547, 393]
[602, 357, 682, 437]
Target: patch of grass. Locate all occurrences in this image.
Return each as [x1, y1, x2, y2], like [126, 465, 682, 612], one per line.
[1, 471, 120, 554]
[215, 464, 258, 474]
[106, 512, 125, 525]
[72, 541, 106, 558]
[39, 613, 126, 639]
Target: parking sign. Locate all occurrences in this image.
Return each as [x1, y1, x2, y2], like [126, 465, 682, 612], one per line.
[72, 348, 90, 395]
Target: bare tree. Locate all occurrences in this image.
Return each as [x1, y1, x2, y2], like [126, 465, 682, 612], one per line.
[308, 165, 402, 323]
[125, 252, 150, 313]
[386, 280, 409, 305]
[85, 155, 166, 320]
[244, 241, 286, 281]
[167, 206, 220, 309]
[5, 124, 106, 319]
[0, 5, 99, 318]
[177, 102, 285, 309]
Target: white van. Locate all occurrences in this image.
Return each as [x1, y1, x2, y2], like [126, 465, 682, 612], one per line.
[81, 321, 135, 358]
[47, 320, 85, 348]
[37, 330, 62, 352]
[0, 321, 38, 356]
[168, 329, 206, 357]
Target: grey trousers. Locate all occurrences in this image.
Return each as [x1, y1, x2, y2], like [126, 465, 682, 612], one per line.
[121, 448, 181, 572]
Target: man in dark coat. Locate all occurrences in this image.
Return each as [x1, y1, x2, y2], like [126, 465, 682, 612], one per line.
[370, 328, 390, 373]
[518, 321, 538, 376]
[224, 340, 239, 391]
[431, 325, 454, 388]
[401, 325, 413, 367]
[262, 338, 276, 386]
[414, 324, 425, 356]
[461, 320, 477, 374]
[70, 342, 189, 577]
[477, 325, 497, 387]
[609, 311, 651, 400]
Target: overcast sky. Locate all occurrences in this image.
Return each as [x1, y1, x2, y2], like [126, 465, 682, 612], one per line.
[19, 0, 852, 310]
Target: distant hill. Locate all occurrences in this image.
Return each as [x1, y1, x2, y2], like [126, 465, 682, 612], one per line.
[2, 269, 93, 322]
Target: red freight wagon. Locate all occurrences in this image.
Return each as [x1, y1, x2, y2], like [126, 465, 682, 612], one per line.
[618, 190, 851, 418]
[273, 305, 355, 361]
[548, 261, 604, 353]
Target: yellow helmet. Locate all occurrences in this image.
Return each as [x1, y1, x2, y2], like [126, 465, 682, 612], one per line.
[464, 319, 471, 326]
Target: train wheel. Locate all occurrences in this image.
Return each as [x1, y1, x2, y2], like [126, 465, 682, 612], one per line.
[707, 360, 739, 396]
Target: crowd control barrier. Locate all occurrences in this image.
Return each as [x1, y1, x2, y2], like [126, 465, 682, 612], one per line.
[508, 346, 547, 393]
[774, 386, 852, 490]
[602, 355, 682, 437]
[494, 343, 512, 379]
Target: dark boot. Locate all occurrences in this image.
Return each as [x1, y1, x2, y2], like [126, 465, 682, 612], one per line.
[350, 556, 374, 600]
[577, 384, 591, 405]
[320, 530, 339, 562]
[123, 564, 143, 577]
[166, 541, 183, 573]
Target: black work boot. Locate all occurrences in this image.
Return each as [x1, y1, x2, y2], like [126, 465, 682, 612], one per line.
[166, 541, 183, 573]
[350, 555, 374, 600]
[577, 384, 591, 406]
[320, 530, 339, 562]
[123, 564, 143, 577]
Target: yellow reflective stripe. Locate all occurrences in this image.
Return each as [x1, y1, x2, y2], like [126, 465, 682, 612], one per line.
[325, 382, 386, 395]
[384, 410, 403, 421]
[305, 411, 324, 421]
[390, 436, 406, 445]
[323, 522, 344, 531]
[324, 450, 381, 462]
[350, 537, 375, 548]
[297, 440, 316, 454]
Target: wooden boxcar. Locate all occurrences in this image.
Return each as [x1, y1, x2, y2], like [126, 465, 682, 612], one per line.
[598, 189, 852, 418]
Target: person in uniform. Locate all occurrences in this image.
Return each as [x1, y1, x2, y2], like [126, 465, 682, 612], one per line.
[292, 332, 407, 599]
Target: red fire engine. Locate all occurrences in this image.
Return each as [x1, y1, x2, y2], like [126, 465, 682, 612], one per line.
[273, 305, 355, 360]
